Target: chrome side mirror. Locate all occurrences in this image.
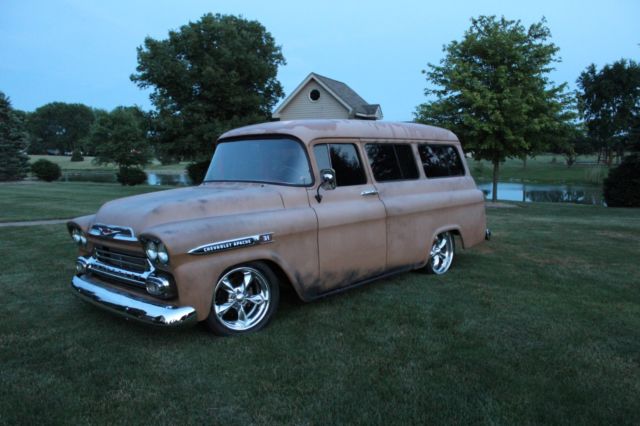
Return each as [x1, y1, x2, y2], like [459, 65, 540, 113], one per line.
[320, 168, 336, 190]
[315, 168, 336, 203]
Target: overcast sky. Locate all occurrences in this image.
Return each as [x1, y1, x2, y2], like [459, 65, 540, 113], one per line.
[1, 0, 638, 121]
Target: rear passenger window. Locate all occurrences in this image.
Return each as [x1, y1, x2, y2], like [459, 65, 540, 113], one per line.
[365, 144, 419, 182]
[314, 144, 367, 187]
[418, 144, 465, 178]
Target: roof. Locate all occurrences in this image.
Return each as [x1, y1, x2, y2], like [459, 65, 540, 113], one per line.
[273, 73, 383, 120]
[219, 119, 459, 145]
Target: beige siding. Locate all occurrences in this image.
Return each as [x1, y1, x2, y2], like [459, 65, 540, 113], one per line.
[278, 81, 350, 120]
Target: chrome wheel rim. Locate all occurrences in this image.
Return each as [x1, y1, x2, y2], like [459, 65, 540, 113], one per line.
[213, 267, 271, 331]
[430, 232, 453, 274]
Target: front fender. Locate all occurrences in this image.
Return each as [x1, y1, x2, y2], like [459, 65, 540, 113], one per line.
[138, 207, 319, 320]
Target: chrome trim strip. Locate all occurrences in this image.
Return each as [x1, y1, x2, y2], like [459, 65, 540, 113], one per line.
[89, 223, 137, 241]
[188, 232, 274, 255]
[71, 275, 197, 327]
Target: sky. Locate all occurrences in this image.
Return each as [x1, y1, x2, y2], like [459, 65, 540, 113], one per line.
[1, 0, 638, 121]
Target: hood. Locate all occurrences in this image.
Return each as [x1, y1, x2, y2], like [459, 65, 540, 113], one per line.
[93, 183, 285, 234]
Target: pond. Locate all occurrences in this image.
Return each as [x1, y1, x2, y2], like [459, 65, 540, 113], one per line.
[477, 181, 604, 205]
[62, 171, 193, 186]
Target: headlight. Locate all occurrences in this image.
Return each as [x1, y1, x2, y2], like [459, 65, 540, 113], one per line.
[145, 241, 158, 261]
[157, 243, 169, 265]
[69, 227, 87, 246]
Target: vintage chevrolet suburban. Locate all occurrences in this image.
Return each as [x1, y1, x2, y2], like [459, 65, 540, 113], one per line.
[68, 120, 489, 335]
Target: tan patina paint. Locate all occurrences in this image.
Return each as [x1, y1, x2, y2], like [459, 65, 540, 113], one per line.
[69, 120, 487, 321]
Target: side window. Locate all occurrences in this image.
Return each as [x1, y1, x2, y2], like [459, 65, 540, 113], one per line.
[418, 144, 465, 178]
[365, 143, 419, 182]
[313, 144, 367, 187]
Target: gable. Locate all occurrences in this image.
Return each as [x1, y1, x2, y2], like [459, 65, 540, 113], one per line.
[276, 80, 350, 120]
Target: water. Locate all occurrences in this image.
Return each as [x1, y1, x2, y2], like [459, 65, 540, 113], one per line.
[62, 171, 192, 186]
[477, 181, 604, 205]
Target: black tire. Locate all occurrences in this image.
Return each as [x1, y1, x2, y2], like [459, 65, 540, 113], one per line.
[425, 232, 455, 275]
[206, 262, 280, 336]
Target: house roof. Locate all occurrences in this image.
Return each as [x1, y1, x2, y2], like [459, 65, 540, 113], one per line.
[273, 73, 383, 120]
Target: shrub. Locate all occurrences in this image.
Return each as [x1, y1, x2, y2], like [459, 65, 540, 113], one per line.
[603, 154, 640, 207]
[116, 167, 147, 186]
[30, 159, 61, 182]
[187, 160, 210, 185]
[70, 149, 84, 162]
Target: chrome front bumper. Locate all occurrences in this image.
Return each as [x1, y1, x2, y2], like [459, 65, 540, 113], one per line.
[71, 275, 197, 327]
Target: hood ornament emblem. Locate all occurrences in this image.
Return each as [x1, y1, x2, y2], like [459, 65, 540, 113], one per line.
[89, 223, 136, 241]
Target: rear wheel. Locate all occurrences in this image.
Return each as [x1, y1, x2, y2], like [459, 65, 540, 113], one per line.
[425, 232, 455, 275]
[206, 262, 280, 336]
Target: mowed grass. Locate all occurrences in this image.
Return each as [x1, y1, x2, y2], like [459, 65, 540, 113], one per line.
[470, 154, 609, 185]
[0, 200, 639, 424]
[0, 182, 168, 222]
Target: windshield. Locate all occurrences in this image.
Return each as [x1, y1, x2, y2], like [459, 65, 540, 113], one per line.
[204, 138, 313, 186]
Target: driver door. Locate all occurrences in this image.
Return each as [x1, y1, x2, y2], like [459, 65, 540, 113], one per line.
[307, 142, 387, 293]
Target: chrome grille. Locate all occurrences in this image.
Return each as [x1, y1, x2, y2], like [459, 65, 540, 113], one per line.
[94, 246, 149, 274]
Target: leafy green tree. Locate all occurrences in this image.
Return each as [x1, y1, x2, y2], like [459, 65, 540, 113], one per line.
[27, 102, 94, 154]
[131, 13, 286, 161]
[577, 59, 640, 164]
[92, 106, 152, 168]
[0, 91, 30, 181]
[415, 16, 574, 201]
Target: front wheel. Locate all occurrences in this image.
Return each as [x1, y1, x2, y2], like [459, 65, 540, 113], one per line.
[206, 262, 280, 336]
[425, 232, 455, 275]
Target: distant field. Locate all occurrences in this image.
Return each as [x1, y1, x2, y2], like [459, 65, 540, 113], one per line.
[28, 155, 190, 173]
[470, 154, 610, 185]
[0, 200, 638, 424]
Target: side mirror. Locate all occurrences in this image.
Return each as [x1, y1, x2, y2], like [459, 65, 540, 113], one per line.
[320, 168, 336, 191]
[315, 168, 336, 203]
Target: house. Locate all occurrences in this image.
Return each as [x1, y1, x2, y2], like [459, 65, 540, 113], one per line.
[273, 73, 383, 121]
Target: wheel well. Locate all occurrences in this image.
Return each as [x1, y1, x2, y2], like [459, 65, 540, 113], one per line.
[252, 259, 300, 299]
[449, 229, 464, 249]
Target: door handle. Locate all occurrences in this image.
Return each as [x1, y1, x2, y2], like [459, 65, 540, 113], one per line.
[360, 189, 379, 197]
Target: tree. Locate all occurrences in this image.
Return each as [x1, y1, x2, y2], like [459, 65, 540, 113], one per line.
[131, 13, 286, 161]
[0, 91, 30, 181]
[82, 108, 109, 156]
[92, 106, 152, 168]
[577, 59, 640, 164]
[415, 16, 573, 202]
[27, 102, 94, 154]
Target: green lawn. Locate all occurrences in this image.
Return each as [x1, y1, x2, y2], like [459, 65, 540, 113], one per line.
[0, 182, 168, 222]
[470, 154, 609, 185]
[29, 155, 191, 173]
[0, 193, 638, 423]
